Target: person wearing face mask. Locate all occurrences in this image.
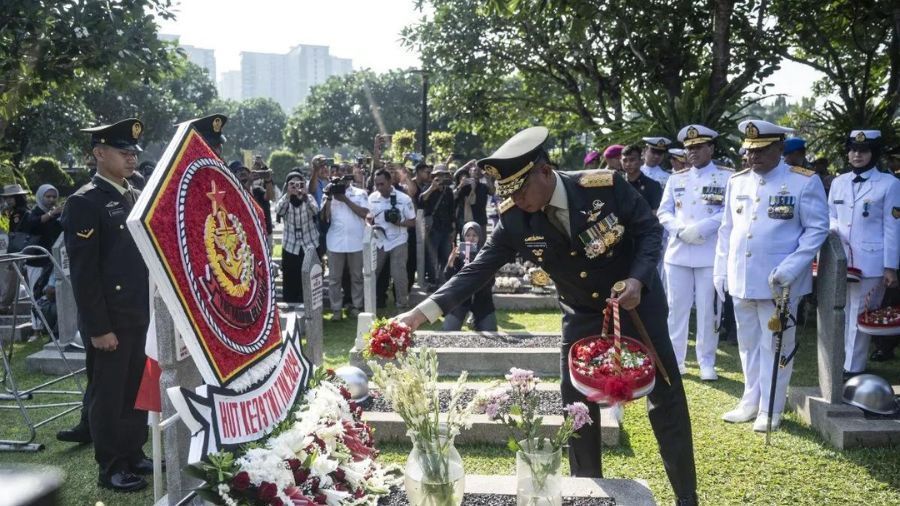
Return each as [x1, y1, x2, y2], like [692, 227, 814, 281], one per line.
[23, 184, 64, 335]
[441, 221, 496, 331]
[827, 130, 900, 377]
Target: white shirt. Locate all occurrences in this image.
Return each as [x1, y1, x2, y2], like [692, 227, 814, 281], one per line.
[325, 185, 369, 253]
[641, 165, 670, 189]
[368, 189, 415, 252]
[657, 162, 731, 267]
[828, 167, 900, 277]
[713, 161, 829, 299]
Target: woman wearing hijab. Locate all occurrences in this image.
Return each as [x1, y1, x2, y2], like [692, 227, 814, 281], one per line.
[441, 221, 497, 331]
[23, 184, 63, 333]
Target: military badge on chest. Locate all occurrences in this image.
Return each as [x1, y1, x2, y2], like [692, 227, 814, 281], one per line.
[524, 235, 547, 262]
[581, 199, 606, 223]
[767, 186, 795, 220]
[701, 185, 725, 206]
[578, 213, 624, 259]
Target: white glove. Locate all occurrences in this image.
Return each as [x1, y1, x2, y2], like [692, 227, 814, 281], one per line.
[678, 225, 705, 245]
[713, 275, 727, 301]
[768, 269, 790, 299]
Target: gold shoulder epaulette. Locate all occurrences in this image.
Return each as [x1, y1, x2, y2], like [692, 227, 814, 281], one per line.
[731, 168, 751, 178]
[498, 198, 515, 214]
[579, 170, 614, 188]
[791, 166, 815, 177]
[673, 168, 690, 174]
[717, 166, 735, 172]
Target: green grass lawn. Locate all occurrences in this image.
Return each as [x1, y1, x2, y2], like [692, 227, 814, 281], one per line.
[1, 308, 899, 505]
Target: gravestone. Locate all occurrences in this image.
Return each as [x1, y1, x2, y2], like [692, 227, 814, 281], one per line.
[362, 226, 377, 314]
[154, 295, 204, 505]
[51, 236, 79, 347]
[815, 233, 847, 403]
[301, 250, 324, 365]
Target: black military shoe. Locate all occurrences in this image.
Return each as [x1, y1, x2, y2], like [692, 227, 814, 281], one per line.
[131, 457, 165, 475]
[56, 425, 91, 444]
[675, 493, 699, 506]
[98, 471, 147, 492]
[870, 349, 895, 362]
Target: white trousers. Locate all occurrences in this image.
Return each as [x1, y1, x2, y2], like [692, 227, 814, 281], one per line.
[665, 264, 717, 369]
[733, 296, 800, 417]
[843, 277, 885, 373]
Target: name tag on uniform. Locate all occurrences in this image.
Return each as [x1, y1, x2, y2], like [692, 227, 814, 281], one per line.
[673, 187, 685, 194]
[736, 195, 750, 200]
[108, 206, 126, 217]
[833, 199, 844, 204]
[768, 195, 796, 220]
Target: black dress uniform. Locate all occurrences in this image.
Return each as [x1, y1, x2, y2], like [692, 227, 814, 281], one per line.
[63, 118, 151, 488]
[419, 127, 697, 503]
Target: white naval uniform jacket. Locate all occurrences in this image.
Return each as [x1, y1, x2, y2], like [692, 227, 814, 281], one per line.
[658, 161, 732, 268]
[827, 168, 900, 277]
[714, 161, 829, 299]
[641, 165, 670, 189]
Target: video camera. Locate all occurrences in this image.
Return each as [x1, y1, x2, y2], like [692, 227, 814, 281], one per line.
[324, 174, 355, 196]
[384, 194, 401, 224]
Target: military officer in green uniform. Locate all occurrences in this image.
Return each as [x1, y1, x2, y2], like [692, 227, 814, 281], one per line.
[397, 127, 697, 504]
[62, 118, 152, 492]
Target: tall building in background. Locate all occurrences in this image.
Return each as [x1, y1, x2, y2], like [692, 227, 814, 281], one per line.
[241, 45, 353, 112]
[159, 34, 217, 79]
[219, 71, 243, 101]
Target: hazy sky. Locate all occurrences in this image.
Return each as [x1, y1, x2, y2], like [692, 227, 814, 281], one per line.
[158, 0, 820, 102]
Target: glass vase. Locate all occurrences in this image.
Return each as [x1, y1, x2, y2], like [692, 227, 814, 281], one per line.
[516, 439, 562, 506]
[404, 431, 465, 506]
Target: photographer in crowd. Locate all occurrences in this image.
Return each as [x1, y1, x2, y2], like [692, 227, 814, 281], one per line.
[322, 165, 369, 321]
[308, 155, 331, 257]
[368, 169, 416, 309]
[230, 159, 275, 251]
[442, 221, 496, 331]
[453, 160, 492, 245]
[275, 171, 319, 304]
[418, 164, 456, 288]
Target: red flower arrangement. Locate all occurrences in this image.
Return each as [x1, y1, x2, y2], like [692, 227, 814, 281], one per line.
[858, 305, 900, 336]
[363, 318, 413, 360]
[568, 299, 656, 404]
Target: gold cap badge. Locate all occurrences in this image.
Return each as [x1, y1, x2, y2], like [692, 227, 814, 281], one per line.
[212, 117, 223, 133]
[131, 122, 142, 140]
[687, 127, 698, 139]
[746, 123, 759, 139]
[855, 131, 866, 142]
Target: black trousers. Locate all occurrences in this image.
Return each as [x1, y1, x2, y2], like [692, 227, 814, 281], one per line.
[84, 324, 149, 476]
[282, 249, 305, 303]
[559, 284, 697, 499]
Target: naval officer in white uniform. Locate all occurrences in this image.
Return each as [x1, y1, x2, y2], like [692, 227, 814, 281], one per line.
[658, 125, 732, 380]
[640, 136, 672, 188]
[714, 120, 829, 431]
[827, 129, 900, 376]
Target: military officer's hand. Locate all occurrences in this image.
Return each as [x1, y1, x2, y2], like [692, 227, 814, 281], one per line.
[768, 269, 790, 299]
[885, 268, 898, 289]
[91, 332, 118, 352]
[395, 308, 427, 332]
[678, 225, 704, 245]
[609, 278, 643, 310]
[713, 276, 727, 301]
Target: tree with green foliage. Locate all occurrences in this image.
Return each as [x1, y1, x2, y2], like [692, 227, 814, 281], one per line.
[284, 70, 439, 154]
[225, 98, 287, 161]
[267, 150, 302, 185]
[24, 156, 74, 195]
[0, 0, 175, 158]
[428, 131, 456, 163]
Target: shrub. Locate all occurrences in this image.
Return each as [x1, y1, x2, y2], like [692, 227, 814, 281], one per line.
[267, 150, 301, 186]
[25, 157, 73, 195]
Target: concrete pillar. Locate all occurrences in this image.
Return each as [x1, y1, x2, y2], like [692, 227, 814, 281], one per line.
[815, 233, 848, 404]
[300, 250, 324, 365]
[154, 295, 203, 505]
[51, 236, 80, 347]
[362, 226, 377, 314]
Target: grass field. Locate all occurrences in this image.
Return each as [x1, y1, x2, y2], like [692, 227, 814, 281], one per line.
[1, 307, 898, 505]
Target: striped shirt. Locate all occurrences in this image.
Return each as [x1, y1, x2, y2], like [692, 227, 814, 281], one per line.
[276, 194, 319, 255]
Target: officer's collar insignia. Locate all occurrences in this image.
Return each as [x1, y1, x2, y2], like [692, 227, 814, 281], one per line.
[132, 122, 142, 140]
[686, 127, 699, 139]
[484, 165, 501, 180]
[746, 123, 759, 138]
[524, 234, 544, 242]
[213, 117, 223, 133]
[855, 131, 866, 142]
[498, 198, 515, 214]
[106, 201, 118, 208]
[579, 171, 614, 188]
[76, 229, 95, 239]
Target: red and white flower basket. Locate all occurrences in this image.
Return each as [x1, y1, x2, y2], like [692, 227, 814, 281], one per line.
[568, 299, 656, 405]
[858, 306, 900, 336]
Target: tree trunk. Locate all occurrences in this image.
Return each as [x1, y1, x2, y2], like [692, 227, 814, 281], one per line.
[709, 0, 734, 97]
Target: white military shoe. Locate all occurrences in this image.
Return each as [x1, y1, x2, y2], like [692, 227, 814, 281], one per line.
[699, 366, 718, 381]
[753, 413, 781, 432]
[721, 404, 758, 423]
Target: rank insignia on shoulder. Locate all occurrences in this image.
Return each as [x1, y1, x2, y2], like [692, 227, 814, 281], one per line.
[579, 170, 614, 188]
[499, 198, 515, 214]
[76, 229, 95, 239]
[673, 168, 690, 174]
[732, 168, 751, 178]
[790, 166, 815, 177]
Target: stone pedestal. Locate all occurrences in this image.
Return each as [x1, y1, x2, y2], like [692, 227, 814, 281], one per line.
[362, 226, 377, 314]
